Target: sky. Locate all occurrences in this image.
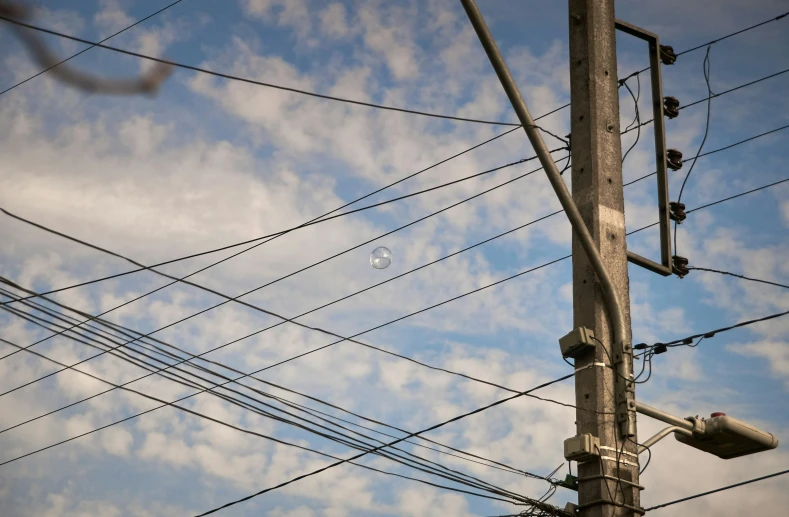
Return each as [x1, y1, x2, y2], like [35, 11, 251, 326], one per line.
[0, 0, 788, 516]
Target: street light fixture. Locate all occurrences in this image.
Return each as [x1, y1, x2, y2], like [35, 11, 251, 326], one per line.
[637, 402, 779, 459]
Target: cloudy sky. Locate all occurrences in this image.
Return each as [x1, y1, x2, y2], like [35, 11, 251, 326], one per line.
[1, 0, 788, 516]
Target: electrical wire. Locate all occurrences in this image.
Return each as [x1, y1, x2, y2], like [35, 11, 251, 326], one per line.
[0, 316, 576, 512]
[680, 66, 789, 111]
[627, 10, 789, 77]
[0, 283, 543, 481]
[6, 121, 783, 396]
[191, 373, 576, 517]
[0, 333, 533, 504]
[687, 267, 789, 290]
[621, 74, 642, 165]
[644, 469, 789, 512]
[10, 115, 786, 308]
[0, 147, 563, 307]
[674, 45, 715, 255]
[2, 176, 785, 478]
[652, 309, 789, 349]
[4, 154, 786, 423]
[0, 14, 520, 127]
[676, 12, 789, 57]
[0, 150, 572, 395]
[623, 124, 789, 187]
[0, 308, 544, 502]
[1, 124, 523, 305]
[619, 66, 789, 138]
[0, 0, 184, 97]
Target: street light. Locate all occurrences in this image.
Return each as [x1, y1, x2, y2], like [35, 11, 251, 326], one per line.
[637, 402, 779, 459]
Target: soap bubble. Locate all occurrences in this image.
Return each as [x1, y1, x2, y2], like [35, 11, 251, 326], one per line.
[370, 247, 392, 269]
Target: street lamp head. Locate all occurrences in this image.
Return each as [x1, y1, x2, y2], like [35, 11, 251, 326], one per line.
[674, 413, 779, 459]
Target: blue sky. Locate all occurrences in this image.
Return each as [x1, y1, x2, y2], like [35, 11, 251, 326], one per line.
[1, 1, 788, 516]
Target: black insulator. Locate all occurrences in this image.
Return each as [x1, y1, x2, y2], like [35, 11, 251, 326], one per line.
[660, 45, 677, 65]
[664, 96, 680, 119]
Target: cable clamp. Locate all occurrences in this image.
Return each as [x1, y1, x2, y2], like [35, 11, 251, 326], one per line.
[574, 362, 607, 372]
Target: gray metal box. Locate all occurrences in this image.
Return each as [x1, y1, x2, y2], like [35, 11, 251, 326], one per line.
[559, 327, 596, 359]
[675, 414, 779, 459]
[564, 433, 600, 463]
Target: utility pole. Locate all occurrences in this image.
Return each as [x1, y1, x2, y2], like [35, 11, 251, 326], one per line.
[568, 0, 640, 515]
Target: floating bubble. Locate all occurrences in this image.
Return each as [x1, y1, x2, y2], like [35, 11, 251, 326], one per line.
[370, 246, 392, 269]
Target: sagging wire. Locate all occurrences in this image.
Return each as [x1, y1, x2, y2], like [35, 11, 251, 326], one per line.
[0, 1, 172, 95]
[621, 72, 642, 165]
[674, 45, 715, 255]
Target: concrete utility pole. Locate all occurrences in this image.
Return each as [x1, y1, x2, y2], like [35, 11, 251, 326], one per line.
[568, 1, 641, 515]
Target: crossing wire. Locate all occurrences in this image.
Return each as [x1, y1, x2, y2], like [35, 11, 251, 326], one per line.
[5, 80, 786, 308]
[5, 113, 785, 318]
[2, 126, 785, 403]
[620, 65, 789, 137]
[2, 175, 785, 471]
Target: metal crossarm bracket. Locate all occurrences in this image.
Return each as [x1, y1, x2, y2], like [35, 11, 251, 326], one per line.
[615, 19, 675, 277]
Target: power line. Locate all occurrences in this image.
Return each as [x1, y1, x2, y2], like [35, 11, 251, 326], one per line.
[680, 66, 789, 111]
[6, 116, 789, 314]
[3, 131, 785, 401]
[1, 128, 529, 305]
[191, 373, 576, 517]
[0, 148, 561, 305]
[676, 12, 789, 57]
[2, 175, 785, 473]
[0, 304, 543, 502]
[0, 339, 528, 507]
[660, 309, 789, 348]
[623, 123, 789, 187]
[0, 14, 520, 127]
[687, 267, 789, 290]
[619, 65, 789, 138]
[0, 283, 545, 481]
[625, 10, 789, 76]
[10, 114, 784, 307]
[644, 469, 789, 512]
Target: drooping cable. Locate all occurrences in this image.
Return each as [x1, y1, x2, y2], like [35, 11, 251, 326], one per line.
[674, 45, 715, 255]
